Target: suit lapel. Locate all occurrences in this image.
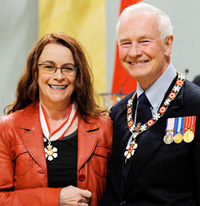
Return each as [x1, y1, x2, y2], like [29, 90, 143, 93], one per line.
[77, 116, 98, 171]
[111, 94, 137, 196]
[18, 103, 47, 172]
[124, 83, 185, 194]
[114, 114, 131, 195]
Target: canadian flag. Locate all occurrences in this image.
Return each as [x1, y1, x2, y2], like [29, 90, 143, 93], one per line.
[111, 0, 142, 94]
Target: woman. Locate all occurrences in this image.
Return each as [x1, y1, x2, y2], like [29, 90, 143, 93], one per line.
[0, 32, 112, 206]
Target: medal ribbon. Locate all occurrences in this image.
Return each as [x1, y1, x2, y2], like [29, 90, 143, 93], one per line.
[165, 118, 175, 133]
[166, 116, 196, 137]
[174, 117, 184, 136]
[192, 116, 196, 133]
[183, 116, 196, 134]
[39, 103, 77, 141]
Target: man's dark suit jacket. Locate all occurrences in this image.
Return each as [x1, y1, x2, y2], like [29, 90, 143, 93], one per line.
[100, 78, 200, 206]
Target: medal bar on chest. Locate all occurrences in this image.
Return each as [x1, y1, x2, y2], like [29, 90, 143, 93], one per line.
[125, 72, 186, 159]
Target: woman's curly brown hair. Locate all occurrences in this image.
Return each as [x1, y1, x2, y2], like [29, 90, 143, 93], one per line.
[5, 32, 107, 122]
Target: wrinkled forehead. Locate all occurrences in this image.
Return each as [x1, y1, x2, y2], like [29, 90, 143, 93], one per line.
[120, 10, 159, 28]
[117, 11, 160, 38]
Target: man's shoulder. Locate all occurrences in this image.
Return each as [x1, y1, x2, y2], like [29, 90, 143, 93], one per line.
[111, 91, 135, 115]
[178, 80, 200, 110]
[184, 80, 200, 97]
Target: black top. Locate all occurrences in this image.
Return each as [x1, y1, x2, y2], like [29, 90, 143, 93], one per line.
[43, 130, 78, 188]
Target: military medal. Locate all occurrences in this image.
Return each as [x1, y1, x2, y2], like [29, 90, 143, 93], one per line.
[174, 133, 183, 143]
[164, 116, 196, 145]
[163, 118, 175, 144]
[126, 72, 185, 158]
[173, 117, 183, 144]
[183, 130, 194, 143]
[183, 116, 195, 143]
[163, 132, 174, 144]
[40, 103, 77, 161]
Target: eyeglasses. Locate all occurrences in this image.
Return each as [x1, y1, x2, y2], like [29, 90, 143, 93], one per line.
[38, 63, 78, 76]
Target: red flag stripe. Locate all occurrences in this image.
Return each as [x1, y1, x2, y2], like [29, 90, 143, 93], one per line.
[112, 0, 142, 94]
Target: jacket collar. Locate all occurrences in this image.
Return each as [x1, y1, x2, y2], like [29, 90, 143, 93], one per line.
[18, 103, 100, 174]
[77, 115, 99, 171]
[18, 102, 47, 172]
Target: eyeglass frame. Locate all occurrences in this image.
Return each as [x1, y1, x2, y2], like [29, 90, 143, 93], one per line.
[38, 62, 78, 76]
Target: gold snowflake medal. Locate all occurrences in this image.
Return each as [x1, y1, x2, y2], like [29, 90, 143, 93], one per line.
[124, 140, 138, 159]
[45, 142, 58, 161]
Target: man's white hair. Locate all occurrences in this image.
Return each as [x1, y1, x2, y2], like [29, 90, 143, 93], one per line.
[116, 2, 173, 40]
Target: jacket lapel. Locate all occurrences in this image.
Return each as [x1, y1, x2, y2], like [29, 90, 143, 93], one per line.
[110, 93, 137, 196]
[124, 83, 185, 194]
[18, 103, 47, 172]
[77, 116, 99, 171]
[114, 115, 131, 195]
[17, 104, 103, 174]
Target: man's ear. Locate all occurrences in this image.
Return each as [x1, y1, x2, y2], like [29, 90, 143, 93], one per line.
[164, 35, 173, 57]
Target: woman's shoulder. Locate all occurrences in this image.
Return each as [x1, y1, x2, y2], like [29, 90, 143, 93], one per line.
[79, 114, 112, 132]
[1, 103, 38, 125]
[1, 109, 24, 124]
[90, 115, 113, 135]
[88, 114, 112, 125]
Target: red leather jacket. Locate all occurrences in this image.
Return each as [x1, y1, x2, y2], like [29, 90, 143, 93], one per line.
[0, 103, 112, 206]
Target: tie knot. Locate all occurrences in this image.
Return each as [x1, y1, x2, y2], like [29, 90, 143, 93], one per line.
[139, 92, 151, 106]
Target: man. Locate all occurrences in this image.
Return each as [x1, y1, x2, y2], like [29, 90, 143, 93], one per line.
[100, 3, 200, 205]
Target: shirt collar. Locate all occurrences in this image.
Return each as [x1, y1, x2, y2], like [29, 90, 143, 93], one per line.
[136, 63, 177, 111]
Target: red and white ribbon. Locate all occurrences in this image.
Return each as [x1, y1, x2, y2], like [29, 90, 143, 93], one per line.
[39, 103, 77, 141]
[183, 116, 196, 134]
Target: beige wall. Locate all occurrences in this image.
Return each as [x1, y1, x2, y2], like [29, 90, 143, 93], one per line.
[145, 0, 200, 81]
[0, 0, 38, 116]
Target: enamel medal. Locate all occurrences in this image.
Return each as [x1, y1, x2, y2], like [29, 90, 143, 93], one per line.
[45, 142, 58, 161]
[40, 103, 77, 161]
